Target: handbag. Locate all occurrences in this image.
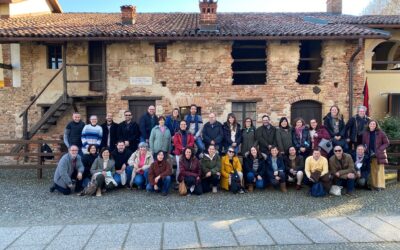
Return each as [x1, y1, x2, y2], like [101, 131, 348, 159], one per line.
[310, 182, 327, 197]
[329, 185, 342, 196]
[178, 181, 187, 196]
[79, 179, 98, 196]
[229, 171, 241, 194]
[318, 138, 333, 154]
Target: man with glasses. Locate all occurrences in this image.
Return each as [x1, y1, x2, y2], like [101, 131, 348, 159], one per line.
[50, 145, 84, 195]
[255, 115, 277, 154]
[329, 145, 356, 196]
[305, 148, 331, 193]
[81, 115, 103, 154]
[64, 112, 85, 156]
[346, 105, 370, 151]
[139, 105, 158, 143]
[184, 104, 205, 157]
[118, 110, 140, 152]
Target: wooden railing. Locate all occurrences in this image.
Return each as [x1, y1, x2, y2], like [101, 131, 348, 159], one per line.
[386, 139, 400, 182]
[0, 139, 65, 178]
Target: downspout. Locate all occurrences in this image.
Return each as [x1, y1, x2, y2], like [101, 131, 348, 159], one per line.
[348, 38, 363, 118]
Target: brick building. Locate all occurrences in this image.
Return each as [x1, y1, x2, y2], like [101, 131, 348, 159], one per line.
[0, 0, 397, 142]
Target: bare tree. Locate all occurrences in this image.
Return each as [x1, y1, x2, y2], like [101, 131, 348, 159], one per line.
[363, 0, 400, 14]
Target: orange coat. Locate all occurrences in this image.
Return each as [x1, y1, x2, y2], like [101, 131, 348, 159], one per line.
[220, 155, 242, 190]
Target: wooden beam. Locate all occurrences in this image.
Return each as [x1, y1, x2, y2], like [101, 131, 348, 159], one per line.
[62, 42, 67, 102]
[234, 59, 266, 62]
[0, 63, 12, 69]
[121, 96, 163, 101]
[233, 71, 266, 74]
[0, 164, 57, 169]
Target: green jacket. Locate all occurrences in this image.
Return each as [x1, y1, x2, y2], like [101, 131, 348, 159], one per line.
[90, 158, 116, 175]
[276, 127, 293, 154]
[200, 153, 221, 177]
[149, 125, 171, 153]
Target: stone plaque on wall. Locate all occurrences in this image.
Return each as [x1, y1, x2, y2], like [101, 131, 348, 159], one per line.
[130, 77, 153, 86]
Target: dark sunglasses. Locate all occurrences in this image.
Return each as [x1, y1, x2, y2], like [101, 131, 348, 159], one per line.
[228, 150, 234, 153]
[334, 150, 342, 152]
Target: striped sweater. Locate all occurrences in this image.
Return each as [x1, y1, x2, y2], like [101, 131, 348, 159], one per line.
[81, 124, 103, 154]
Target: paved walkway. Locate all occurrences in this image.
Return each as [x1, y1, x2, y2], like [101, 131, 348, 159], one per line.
[1, 216, 400, 250]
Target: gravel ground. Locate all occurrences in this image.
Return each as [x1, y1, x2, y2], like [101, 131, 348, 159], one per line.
[1, 169, 400, 227]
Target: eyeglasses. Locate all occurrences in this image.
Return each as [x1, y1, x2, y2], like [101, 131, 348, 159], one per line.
[228, 150, 234, 153]
[125, 114, 132, 116]
[334, 150, 342, 152]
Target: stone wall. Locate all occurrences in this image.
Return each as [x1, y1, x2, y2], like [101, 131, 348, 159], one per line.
[0, 39, 365, 141]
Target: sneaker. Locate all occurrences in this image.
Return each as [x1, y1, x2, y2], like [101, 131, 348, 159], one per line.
[96, 188, 102, 197]
[161, 192, 168, 196]
[49, 185, 56, 193]
[190, 185, 195, 193]
[239, 188, 245, 194]
[212, 186, 218, 193]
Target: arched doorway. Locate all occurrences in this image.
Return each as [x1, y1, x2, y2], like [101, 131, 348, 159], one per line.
[291, 100, 322, 126]
[372, 41, 400, 70]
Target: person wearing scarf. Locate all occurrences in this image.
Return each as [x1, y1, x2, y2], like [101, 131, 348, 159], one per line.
[292, 118, 311, 158]
[266, 146, 287, 192]
[173, 120, 195, 182]
[351, 145, 371, 189]
[323, 105, 348, 152]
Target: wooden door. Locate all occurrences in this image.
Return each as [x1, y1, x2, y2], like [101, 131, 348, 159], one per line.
[89, 42, 104, 92]
[128, 100, 156, 123]
[86, 104, 106, 125]
[291, 100, 322, 126]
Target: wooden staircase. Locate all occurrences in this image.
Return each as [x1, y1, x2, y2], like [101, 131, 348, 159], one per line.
[28, 96, 73, 137]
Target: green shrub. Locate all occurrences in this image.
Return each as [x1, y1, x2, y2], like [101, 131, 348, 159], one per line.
[379, 116, 400, 140]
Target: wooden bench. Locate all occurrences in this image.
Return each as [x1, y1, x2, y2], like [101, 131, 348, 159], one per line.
[385, 139, 400, 182]
[0, 139, 64, 178]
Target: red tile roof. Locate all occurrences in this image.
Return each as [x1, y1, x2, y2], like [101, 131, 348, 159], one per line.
[0, 12, 392, 42]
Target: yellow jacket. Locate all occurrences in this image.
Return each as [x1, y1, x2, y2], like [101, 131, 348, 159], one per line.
[220, 155, 242, 190]
[305, 156, 329, 178]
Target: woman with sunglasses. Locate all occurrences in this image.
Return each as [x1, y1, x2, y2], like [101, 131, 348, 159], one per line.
[178, 147, 203, 195]
[221, 146, 245, 193]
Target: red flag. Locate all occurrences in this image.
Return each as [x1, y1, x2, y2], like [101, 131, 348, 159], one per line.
[363, 78, 369, 116]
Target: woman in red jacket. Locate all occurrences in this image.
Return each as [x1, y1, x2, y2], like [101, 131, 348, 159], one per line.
[173, 120, 195, 182]
[178, 147, 203, 195]
[362, 119, 390, 191]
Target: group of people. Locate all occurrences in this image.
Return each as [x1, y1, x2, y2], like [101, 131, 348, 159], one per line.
[50, 104, 390, 197]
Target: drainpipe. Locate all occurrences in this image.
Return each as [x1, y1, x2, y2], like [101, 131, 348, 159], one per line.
[348, 38, 363, 118]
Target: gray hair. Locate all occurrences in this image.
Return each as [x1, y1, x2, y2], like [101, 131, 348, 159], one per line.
[357, 105, 367, 112]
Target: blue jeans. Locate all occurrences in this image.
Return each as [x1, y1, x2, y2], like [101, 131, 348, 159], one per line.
[82, 177, 91, 188]
[146, 176, 172, 194]
[54, 183, 72, 195]
[133, 170, 149, 189]
[195, 137, 205, 153]
[336, 178, 355, 193]
[269, 171, 286, 187]
[113, 166, 134, 187]
[247, 172, 264, 189]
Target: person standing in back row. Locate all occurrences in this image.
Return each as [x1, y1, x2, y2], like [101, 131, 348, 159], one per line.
[101, 113, 118, 152]
[118, 110, 140, 152]
[139, 105, 158, 143]
[64, 112, 85, 156]
[256, 115, 277, 154]
[184, 104, 205, 157]
[81, 115, 103, 154]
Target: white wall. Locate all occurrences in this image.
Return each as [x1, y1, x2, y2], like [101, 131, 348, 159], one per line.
[10, 44, 21, 88]
[9, 0, 52, 16]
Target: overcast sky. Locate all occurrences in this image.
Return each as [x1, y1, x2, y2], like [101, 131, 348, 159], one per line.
[58, 0, 371, 15]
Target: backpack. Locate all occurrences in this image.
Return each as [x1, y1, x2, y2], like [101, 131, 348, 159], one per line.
[310, 182, 327, 197]
[40, 143, 54, 160]
[230, 171, 241, 194]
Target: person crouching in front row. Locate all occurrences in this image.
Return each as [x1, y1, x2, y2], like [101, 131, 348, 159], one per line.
[147, 151, 172, 196]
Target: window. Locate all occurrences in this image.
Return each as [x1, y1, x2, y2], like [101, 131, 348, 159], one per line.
[231, 41, 267, 85]
[232, 102, 257, 126]
[388, 94, 400, 117]
[297, 41, 322, 84]
[47, 45, 62, 69]
[179, 106, 202, 119]
[372, 41, 400, 70]
[155, 44, 167, 63]
[86, 105, 106, 125]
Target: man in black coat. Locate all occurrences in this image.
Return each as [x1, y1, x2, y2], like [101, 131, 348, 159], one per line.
[100, 113, 119, 152]
[255, 115, 277, 154]
[202, 113, 224, 152]
[139, 105, 158, 143]
[118, 110, 140, 152]
[346, 105, 370, 151]
[63, 112, 85, 156]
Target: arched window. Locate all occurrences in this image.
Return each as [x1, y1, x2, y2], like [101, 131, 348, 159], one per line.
[372, 41, 400, 70]
[291, 100, 322, 126]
